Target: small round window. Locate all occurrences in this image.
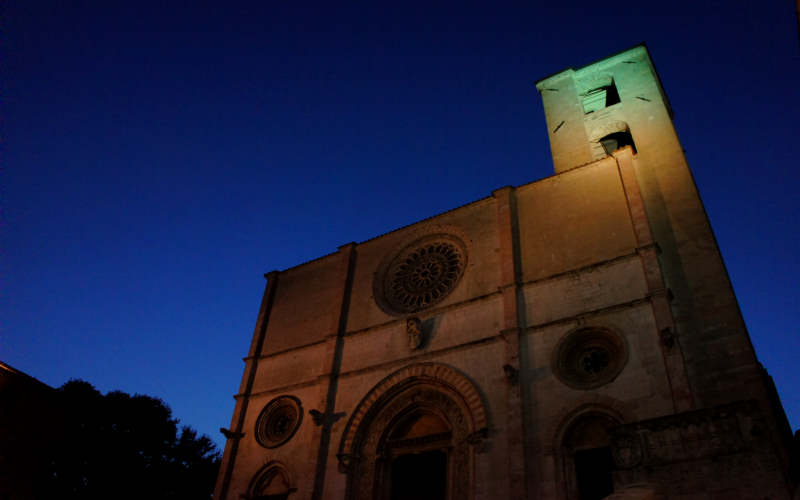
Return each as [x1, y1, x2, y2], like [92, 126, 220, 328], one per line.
[552, 327, 627, 390]
[255, 396, 302, 448]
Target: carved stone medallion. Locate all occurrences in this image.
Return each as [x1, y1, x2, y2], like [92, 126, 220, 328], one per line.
[552, 327, 628, 390]
[255, 396, 302, 448]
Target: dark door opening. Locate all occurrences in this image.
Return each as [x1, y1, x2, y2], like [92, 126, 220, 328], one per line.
[390, 449, 447, 500]
[574, 446, 613, 500]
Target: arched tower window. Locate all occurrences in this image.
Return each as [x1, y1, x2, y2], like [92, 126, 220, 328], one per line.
[589, 121, 637, 160]
[599, 131, 636, 156]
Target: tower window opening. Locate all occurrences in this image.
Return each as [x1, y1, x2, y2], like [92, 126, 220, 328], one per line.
[582, 80, 621, 114]
[599, 131, 636, 155]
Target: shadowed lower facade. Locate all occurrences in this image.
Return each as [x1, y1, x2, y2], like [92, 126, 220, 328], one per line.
[214, 45, 796, 500]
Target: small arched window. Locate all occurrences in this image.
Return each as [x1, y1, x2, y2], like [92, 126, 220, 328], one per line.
[599, 131, 637, 156]
[588, 121, 637, 160]
[249, 462, 295, 500]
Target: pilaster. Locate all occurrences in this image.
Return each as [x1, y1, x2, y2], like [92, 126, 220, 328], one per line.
[614, 147, 694, 412]
[214, 270, 280, 500]
[310, 242, 357, 500]
[492, 186, 529, 499]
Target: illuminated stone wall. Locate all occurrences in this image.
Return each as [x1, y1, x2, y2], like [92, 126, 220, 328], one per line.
[215, 46, 795, 500]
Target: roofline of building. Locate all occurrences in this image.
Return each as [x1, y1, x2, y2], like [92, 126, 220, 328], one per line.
[273, 150, 622, 274]
[273, 43, 678, 275]
[0, 360, 55, 391]
[533, 41, 649, 86]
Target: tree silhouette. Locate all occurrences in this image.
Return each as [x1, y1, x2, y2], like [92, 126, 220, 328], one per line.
[40, 380, 220, 499]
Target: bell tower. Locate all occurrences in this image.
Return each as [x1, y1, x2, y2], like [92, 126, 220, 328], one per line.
[536, 44, 677, 174]
[536, 44, 766, 410]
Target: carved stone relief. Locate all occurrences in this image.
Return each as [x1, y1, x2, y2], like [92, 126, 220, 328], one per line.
[406, 317, 423, 350]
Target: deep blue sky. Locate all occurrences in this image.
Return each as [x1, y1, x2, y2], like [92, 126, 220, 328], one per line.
[3, 1, 799, 450]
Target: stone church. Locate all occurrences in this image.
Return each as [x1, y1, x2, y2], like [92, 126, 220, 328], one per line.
[213, 45, 796, 500]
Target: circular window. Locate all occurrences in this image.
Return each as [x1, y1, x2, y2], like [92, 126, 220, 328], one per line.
[552, 327, 627, 390]
[377, 234, 467, 314]
[255, 396, 302, 448]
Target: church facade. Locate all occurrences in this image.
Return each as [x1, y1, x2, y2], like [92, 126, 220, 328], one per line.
[214, 46, 795, 500]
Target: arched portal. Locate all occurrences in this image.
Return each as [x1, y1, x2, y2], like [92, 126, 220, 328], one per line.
[382, 409, 451, 500]
[338, 363, 488, 500]
[558, 411, 620, 500]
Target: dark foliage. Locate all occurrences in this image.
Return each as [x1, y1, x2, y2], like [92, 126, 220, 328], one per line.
[38, 380, 220, 500]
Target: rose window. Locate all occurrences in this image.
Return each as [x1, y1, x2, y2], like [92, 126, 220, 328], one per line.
[378, 235, 467, 314]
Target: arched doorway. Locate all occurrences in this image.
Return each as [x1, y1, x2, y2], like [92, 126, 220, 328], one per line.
[560, 413, 618, 500]
[382, 409, 451, 500]
[338, 363, 488, 500]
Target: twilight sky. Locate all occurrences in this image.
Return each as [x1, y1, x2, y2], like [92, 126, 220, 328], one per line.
[3, 1, 799, 450]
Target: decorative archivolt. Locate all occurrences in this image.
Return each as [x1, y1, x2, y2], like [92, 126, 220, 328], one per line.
[338, 362, 488, 457]
[337, 362, 489, 500]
